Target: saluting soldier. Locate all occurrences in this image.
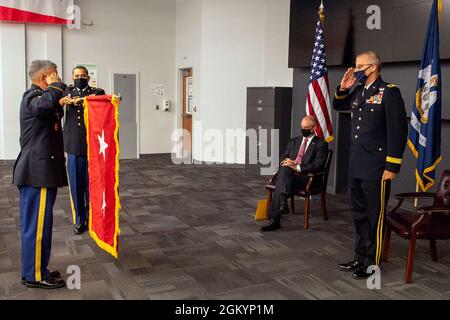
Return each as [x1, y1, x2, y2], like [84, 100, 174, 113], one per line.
[59, 66, 105, 235]
[333, 51, 408, 279]
[13, 60, 67, 289]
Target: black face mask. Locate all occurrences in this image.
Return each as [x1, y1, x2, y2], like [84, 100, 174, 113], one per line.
[301, 128, 313, 138]
[74, 78, 89, 90]
[354, 66, 372, 84]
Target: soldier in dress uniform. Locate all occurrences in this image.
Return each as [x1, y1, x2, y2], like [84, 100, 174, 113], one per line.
[13, 60, 67, 289]
[59, 66, 105, 235]
[333, 51, 408, 279]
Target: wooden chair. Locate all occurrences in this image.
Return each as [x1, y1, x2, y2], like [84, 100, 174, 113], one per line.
[265, 150, 333, 229]
[382, 170, 450, 283]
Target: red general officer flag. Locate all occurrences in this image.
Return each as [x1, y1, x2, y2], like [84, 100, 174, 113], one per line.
[84, 95, 121, 258]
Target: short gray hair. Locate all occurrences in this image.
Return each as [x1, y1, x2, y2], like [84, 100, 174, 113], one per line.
[28, 60, 57, 80]
[356, 51, 382, 71]
[303, 115, 318, 128]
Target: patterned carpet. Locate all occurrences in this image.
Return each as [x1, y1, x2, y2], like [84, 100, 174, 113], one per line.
[0, 154, 449, 300]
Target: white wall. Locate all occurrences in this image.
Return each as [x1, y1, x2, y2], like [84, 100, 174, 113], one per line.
[263, 0, 293, 87]
[199, 0, 266, 163]
[0, 23, 63, 160]
[0, 0, 292, 161]
[0, 23, 27, 160]
[63, 0, 176, 155]
[26, 25, 63, 81]
[175, 0, 202, 160]
[175, 0, 292, 164]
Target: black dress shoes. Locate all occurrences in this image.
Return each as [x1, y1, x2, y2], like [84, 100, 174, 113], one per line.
[338, 260, 363, 272]
[23, 276, 66, 289]
[352, 267, 375, 279]
[261, 218, 281, 232]
[22, 270, 62, 285]
[74, 222, 87, 235]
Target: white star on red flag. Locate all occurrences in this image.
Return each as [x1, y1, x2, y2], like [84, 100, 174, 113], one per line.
[98, 130, 109, 161]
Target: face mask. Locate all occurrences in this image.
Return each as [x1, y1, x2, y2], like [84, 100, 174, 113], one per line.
[74, 78, 89, 90]
[354, 66, 371, 84]
[301, 128, 313, 138]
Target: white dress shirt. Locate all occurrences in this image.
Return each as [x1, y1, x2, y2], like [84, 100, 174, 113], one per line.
[76, 86, 89, 94]
[362, 79, 376, 96]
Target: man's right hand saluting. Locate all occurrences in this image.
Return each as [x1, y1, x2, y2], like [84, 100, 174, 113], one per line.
[340, 67, 357, 90]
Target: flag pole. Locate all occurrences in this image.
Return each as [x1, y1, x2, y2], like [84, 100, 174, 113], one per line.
[318, 0, 325, 23]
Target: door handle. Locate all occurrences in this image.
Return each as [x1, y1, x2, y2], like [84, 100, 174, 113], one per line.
[257, 107, 263, 112]
[193, 106, 198, 112]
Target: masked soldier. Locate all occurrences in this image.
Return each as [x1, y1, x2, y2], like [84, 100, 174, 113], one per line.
[13, 60, 67, 289]
[59, 66, 105, 235]
[333, 51, 408, 279]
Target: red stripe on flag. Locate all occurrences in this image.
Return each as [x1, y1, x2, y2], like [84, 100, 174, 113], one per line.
[0, 6, 72, 24]
[312, 79, 333, 135]
[307, 93, 325, 139]
[322, 75, 334, 136]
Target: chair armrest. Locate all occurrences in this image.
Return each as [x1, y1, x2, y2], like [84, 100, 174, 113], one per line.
[417, 206, 450, 215]
[395, 192, 436, 200]
[268, 172, 278, 185]
[307, 171, 327, 178]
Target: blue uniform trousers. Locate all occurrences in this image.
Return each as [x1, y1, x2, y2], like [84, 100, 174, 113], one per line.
[67, 154, 89, 225]
[19, 186, 57, 282]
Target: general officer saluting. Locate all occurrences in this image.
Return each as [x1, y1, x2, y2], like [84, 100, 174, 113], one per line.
[59, 66, 105, 235]
[333, 51, 408, 279]
[13, 60, 67, 289]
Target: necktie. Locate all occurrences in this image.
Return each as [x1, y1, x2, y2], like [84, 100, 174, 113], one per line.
[295, 139, 308, 165]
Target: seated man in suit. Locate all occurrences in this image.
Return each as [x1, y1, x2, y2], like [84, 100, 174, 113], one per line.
[262, 115, 329, 231]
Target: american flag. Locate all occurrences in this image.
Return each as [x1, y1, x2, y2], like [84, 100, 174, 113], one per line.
[306, 4, 334, 142]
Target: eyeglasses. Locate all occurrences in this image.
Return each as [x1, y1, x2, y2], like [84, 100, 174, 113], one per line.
[354, 64, 374, 71]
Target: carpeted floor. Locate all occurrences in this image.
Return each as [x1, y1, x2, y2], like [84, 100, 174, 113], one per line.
[0, 154, 449, 300]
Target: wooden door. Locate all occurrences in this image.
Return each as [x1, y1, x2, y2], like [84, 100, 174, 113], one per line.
[182, 69, 193, 160]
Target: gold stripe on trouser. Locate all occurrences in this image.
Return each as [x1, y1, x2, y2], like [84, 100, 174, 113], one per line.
[35, 188, 47, 282]
[66, 168, 77, 224]
[375, 181, 386, 266]
[68, 187, 77, 225]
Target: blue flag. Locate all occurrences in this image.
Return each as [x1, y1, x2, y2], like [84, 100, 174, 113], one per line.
[408, 0, 442, 192]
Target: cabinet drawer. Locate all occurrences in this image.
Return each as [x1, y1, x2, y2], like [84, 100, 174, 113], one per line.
[246, 122, 274, 132]
[246, 105, 275, 124]
[247, 89, 274, 106]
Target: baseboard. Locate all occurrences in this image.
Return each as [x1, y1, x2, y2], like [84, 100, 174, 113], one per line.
[0, 160, 15, 165]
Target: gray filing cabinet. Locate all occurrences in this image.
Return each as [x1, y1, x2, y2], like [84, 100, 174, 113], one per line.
[246, 87, 292, 175]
